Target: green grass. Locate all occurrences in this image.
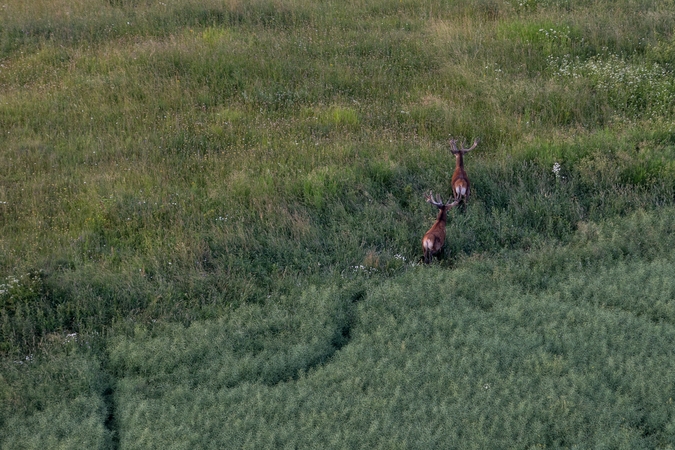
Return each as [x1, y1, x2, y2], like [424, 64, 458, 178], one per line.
[0, 343, 111, 449]
[2, 0, 675, 447]
[104, 210, 675, 448]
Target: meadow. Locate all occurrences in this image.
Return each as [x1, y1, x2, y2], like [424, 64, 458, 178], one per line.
[1, 0, 675, 447]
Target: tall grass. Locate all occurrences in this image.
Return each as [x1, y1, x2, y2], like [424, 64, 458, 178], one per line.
[0, 342, 111, 449]
[2, 0, 675, 447]
[107, 207, 675, 448]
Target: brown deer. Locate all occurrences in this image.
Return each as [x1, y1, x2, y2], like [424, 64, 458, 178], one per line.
[449, 137, 480, 204]
[422, 191, 459, 264]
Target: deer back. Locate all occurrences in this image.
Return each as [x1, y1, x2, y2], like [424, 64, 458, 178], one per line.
[451, 154, 470, 199]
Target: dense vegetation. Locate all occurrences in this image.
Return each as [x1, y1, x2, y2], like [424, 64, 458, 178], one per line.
[1, 0, 675, 447]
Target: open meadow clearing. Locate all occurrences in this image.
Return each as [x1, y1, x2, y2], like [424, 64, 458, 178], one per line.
[2, 0, 675, 447]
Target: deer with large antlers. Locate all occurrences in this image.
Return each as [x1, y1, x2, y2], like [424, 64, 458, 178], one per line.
[422, 191, 459, 264]
[449, 137, 480, 204]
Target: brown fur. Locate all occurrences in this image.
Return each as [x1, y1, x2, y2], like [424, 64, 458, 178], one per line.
[422, 191, 459, 264]
[451, 153, 470, 203]
[449, 138, 479, 204]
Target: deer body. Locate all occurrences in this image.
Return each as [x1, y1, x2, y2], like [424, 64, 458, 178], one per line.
[451, 153, 470, 201]
[450, 138, 479, 204]
[422, 191, 459, 264]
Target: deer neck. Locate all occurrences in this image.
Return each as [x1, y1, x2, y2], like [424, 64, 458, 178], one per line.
[436, 207, 448, 225]
[454, 152, 465, 170]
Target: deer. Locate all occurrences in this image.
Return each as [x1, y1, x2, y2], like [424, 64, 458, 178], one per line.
[422, 190, 459, 264]
[449, 137, 480, 204]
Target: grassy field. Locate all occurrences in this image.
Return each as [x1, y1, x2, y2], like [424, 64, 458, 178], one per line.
[1, 0, 675, 447]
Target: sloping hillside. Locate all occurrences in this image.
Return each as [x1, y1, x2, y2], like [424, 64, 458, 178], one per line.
[2, 0, 675, 447]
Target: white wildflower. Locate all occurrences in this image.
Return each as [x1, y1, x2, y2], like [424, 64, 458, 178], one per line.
[553, 162, 561, 178]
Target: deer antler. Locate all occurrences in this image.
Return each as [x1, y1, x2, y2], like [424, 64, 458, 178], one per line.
[463, 137, 480, 153]
[450, 137, 480, 154]
[449, 139, 459, 154]
[425, 191, 459, 208]
[425, 190, 445, 208]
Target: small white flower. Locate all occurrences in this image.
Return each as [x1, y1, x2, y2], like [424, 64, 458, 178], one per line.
[552, 162, 561, 178]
